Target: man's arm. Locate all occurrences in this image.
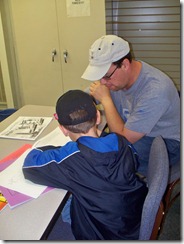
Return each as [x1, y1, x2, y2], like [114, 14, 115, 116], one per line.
[90, 81, 145, 143]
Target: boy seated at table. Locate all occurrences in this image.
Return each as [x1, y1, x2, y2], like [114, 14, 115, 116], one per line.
[22, 90, 148, 240]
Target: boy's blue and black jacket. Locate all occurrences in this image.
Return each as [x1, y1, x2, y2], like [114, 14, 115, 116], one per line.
[23, 132, 148, 240]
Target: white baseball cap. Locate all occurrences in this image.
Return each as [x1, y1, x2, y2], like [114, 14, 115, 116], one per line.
[81, 35, 130, 81]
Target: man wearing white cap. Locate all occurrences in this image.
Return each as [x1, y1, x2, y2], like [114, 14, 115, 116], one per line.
[82, 35, 180, 176]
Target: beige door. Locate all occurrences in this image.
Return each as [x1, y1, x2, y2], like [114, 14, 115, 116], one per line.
[9, 0, 64, 106]
[56, 0, 106, 92]
[8, 0, 105, 106]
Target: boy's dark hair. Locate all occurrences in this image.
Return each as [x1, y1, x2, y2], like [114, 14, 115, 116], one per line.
[56, 90, 97, 133]
[63, 113, 96, 133]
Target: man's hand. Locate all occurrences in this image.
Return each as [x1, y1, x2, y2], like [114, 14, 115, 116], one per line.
[90, 81, 111, 104]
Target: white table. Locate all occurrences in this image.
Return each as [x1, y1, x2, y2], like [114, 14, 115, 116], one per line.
[0, 104, 106, 240]
[0, 105, 69, 240]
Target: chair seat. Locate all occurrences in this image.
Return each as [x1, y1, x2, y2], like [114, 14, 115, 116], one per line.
[169, 162, 180, 183]
[164, 162, 180, 212]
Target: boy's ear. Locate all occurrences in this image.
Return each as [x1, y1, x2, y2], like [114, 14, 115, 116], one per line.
[96, 110, 101, 125]
[59, 125, 69, 136]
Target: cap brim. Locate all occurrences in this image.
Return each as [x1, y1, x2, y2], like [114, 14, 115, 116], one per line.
[81, 63, 111, 81]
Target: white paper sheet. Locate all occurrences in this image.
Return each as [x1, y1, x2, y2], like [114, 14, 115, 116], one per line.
[0, 150, 47, 198]
[33, 127, 71, 148]
[66, 0, 90, 17]
[0, 128, 71, 198]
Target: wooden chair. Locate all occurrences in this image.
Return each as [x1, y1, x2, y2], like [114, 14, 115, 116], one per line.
[158, 161, 180, 233]
[149, 201, 165, 239]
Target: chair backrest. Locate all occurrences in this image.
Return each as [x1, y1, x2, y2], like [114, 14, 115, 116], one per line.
[169, 161, 180, 183]
[139, 136, 169, 240]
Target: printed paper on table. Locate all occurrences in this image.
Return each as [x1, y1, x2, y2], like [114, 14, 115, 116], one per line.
[0, 116, 52, 140]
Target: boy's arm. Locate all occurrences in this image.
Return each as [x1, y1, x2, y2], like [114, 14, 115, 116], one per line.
[22, 146, 70, 189]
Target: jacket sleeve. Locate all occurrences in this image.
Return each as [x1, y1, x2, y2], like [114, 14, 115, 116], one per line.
[22, 145, 72, 190]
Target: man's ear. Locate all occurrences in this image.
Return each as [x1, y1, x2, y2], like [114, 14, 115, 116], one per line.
[59, 125, 69, 136]
[122, 58, 130, 70]
[96, 110, 101, 125]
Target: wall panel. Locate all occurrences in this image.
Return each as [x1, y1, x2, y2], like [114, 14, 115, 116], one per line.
[105, 0, 180, 90]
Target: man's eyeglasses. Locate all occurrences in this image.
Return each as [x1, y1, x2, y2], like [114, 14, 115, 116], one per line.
[102, 66, 118, 80]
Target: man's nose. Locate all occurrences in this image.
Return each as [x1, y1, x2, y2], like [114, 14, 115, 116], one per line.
[100, 78, 107, 85]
